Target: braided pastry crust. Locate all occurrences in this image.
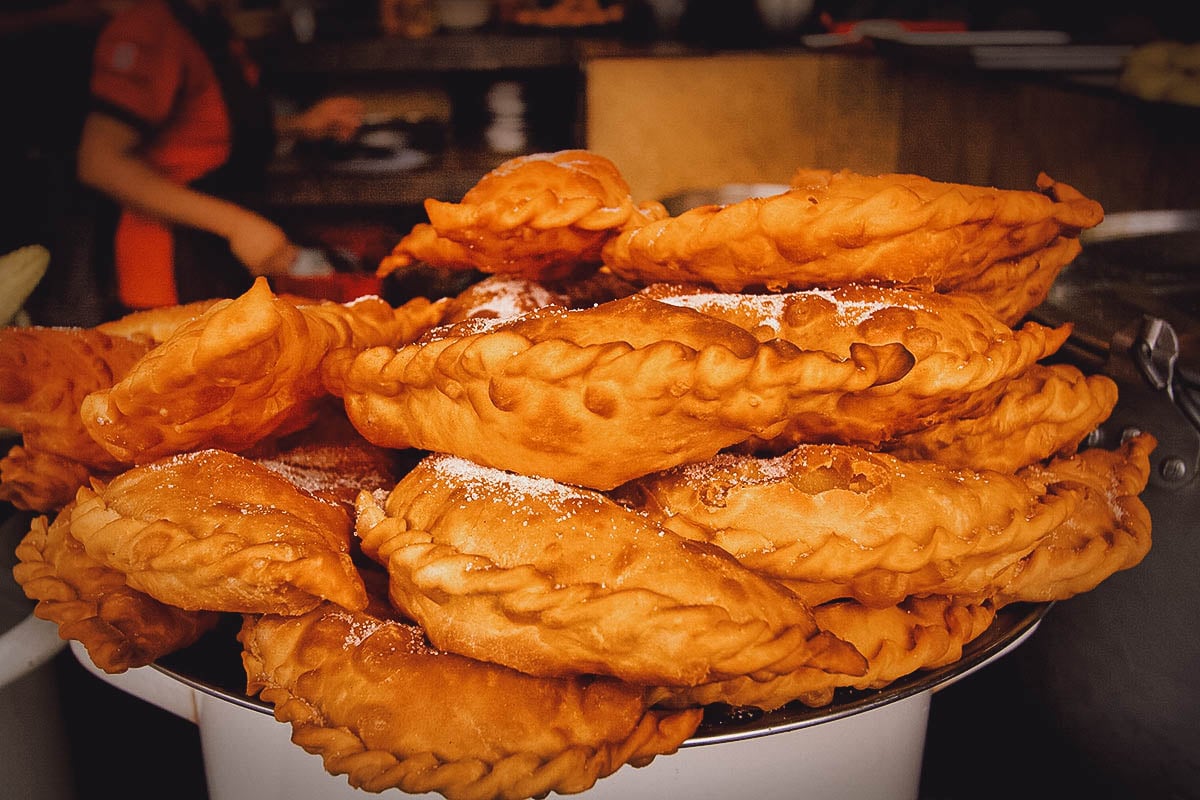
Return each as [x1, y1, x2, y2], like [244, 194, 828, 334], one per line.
[239, 603, 702, 800]
[615, 444, 1078, 608]
[883, 362, 1119, 473]
[354, 453, 868, 687]
[993, 433, 1155, 605]
[12, 506, 217, 673]
[644, 283, 1070, 448]
[324, 293, 914, 490]
[67, 449, 367, 615]
[654, 596, 998, 711]
[603, 170, 1103, 324]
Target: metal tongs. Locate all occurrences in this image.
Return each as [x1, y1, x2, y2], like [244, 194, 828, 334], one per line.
[1092, 314, 1199, 489]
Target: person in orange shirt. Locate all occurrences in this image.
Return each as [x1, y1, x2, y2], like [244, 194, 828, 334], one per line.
[77, 0, 362, 309]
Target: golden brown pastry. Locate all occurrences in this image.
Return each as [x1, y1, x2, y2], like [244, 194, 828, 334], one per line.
[94, 297, 225, 345]
[883, 363, 1119, 473]
[0, 325, 152, 471]
[80, 277, 447, 464]
[440, 274, 572, 324]
[378, 150, 665, 282]
[0, 445, 112, 513]
[643, 283, 1071, 448]
[993, 433, 1155, 605]
[439, 269, 638, 325]
[66, 449, 367, 615]
[246, 401, 412, 515]
[603, 170, 1103, 324]
[324, 293, 913, 490]
[12, 506, 218, 674]
[355, 452, 867, 687]
[240, 602, 702, 800]
[614, 444, 1077, 608]
[655, 596, 998, 710]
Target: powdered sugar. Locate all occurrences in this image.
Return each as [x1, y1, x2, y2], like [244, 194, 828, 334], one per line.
[429, 454, 593, 510]
[657, 286, 927, 328]
[464, 277, 562, 320]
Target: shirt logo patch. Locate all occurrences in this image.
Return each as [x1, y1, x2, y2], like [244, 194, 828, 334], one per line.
[110, 41, 138, 72]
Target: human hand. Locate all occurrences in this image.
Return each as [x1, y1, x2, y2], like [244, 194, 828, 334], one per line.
[225, 211, 299, 276]
[290, 96, 364, 142]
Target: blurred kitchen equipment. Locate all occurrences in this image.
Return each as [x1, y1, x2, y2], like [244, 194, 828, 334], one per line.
[0, 244, 50, 328]
[273, 243, 385, 303]
[660, 183, 789, 215]
[379, 0, 437, 37]
[755, 0, 814, 35]
[432, 0, 492, 30]
[644, 0, 686, 36]
[485, 80, 528, 153]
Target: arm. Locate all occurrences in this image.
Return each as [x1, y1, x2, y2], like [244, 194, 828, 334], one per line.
[77, 111, 296, 275]
[275, 96, 364, 142]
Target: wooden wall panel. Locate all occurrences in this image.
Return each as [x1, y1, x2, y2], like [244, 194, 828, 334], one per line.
[584, 53, 902, 202]
[585, 51, 1200, 212]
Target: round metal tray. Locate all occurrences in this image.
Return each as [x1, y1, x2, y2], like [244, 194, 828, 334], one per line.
[152, 601, 1051, 747]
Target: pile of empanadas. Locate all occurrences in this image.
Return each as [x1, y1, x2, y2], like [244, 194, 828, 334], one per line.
[4, 150, 1152, 800]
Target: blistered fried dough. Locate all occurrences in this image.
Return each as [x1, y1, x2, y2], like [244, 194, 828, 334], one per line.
[656, 596, 997, 711]
[355, 453, 867, 688]
[13, 508, 218, 673]
[644, 283, 1069, 448]
[993, 433, 1155, 605]
[615, 444, 1078, 608]
[0, 444, 112, 512]
[378, 150, 666, 281]
[0, 325, 152, 470]
[945, 234, 1084, 330]
[884, 363, 1119, 473]
[603, 170, 1102, 323]
[67, 449, 367, 615]
[324, 293, 913, 490]
[240, 604, 702, 800]
[80, 277, 447, 464]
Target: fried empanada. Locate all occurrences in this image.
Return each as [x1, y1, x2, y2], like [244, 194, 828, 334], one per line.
[12, 507, 218, 673]
[603, 170, 1103, 324]
[883, 363, 1119, 473]
[655, 595, 998, 710]
[993, 433, 1155, 605]
[644, 283, 1070, 448]
[240, 602, 702, 800]
[246, 401, 412, 515]
[80, 277, 447, 464]
[0, 325, 152, 470]
[379, 150, 665, 282]
[0, 444, 115, 512]
[355, 453, 867, 687]
[324, 293, 913, 490]
[615, 443, 1078, 608]
[66, 449, 367, 615]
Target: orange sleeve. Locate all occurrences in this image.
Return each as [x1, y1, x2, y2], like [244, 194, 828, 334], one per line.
[90, 5, 184, 128]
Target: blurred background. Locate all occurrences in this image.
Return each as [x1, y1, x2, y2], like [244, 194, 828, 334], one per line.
[1, 2, 1197, 799]
[3, 0, 1198, 328]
